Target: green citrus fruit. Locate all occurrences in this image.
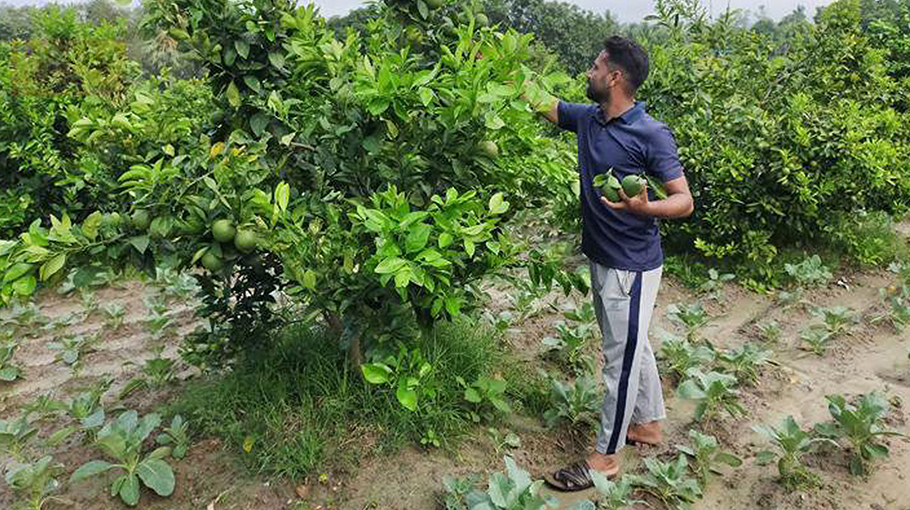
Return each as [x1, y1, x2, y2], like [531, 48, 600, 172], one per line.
[211, 219, 236, 243]
[621, 174, 644, 197]
[476, 13, 489, 27]
[201, 251, 224, 272]
[477, 140, 499, 158]
[131, 209, 150, 231]
[107, 212, 122, 227]
[426, 0, 444, 9]
[602, 184, 621, 202]
[234, 229, 258, 253]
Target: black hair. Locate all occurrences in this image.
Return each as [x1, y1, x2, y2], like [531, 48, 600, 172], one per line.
[602, 36, 649, 92]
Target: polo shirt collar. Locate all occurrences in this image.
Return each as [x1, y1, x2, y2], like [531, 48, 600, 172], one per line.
[594, 100, 646, 126]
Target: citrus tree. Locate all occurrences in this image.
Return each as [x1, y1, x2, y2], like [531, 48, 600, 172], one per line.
[0, 0, 583, 374]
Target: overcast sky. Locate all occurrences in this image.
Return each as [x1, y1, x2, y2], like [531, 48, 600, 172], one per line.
[1, 0, 834, 22]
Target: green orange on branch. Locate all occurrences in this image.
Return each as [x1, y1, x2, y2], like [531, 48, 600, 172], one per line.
[234, 229, 258, 253]
[131, 209, 150, 231]
[211, 220, 236, 243]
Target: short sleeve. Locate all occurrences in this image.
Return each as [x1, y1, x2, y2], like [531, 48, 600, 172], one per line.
[647, 124, 684, 182]
[557, 101, 589, 133]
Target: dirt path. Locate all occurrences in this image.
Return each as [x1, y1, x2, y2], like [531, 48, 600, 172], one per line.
[2, 265, 909, 509]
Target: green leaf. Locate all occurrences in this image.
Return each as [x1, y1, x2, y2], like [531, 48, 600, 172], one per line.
[47, 425, 76, 446]
[11, 275, 36, 296]
[4, 263, 32, 283]
[243, 75, 261, 94]
[418, 87, 434, 106]
[438, 232, 453, 248]
[416, 0, 428, 18]
[464, 239, 475, 257]
[137, 458, 175, 496]
[360, 363, 392, 384]
[396, 383, 418, 411]
[82, 211, 103, 240]
[677, 379, 706, 400]
[714, 452, 743, 467]
[226, 81, 241, 108]
[0, 367, 20, 381]
[301, 269, 316, 290]
[119, 473, 140, 506]
[405, 224, 432, 254]
[374, 257, 407, 275]
[70, 460, 114, 482]
[129, 236, 150, 255]
[274, 182, 290, 213]
[485, 114, 505, 130]
[268, 51, 285, 69]
[754, 451, 776, 465]
[234, 39, 249, 59]
[250, 113, 270, 137]
[488, 193, 509, 215]
[464, 387, 481, 403]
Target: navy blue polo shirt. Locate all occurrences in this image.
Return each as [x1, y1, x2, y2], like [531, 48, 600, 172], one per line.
[558, 100, 684, 271]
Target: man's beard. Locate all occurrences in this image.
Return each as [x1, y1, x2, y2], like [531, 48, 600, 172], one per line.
[586, 79, 610, 103]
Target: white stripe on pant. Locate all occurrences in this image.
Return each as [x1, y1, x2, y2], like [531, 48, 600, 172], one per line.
[590, 262, 666, 455]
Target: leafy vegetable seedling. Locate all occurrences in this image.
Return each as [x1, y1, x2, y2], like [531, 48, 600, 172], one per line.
[70, 411, 175, 507]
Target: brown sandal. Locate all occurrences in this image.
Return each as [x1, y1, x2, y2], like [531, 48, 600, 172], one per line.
[543, 460, 600, 492]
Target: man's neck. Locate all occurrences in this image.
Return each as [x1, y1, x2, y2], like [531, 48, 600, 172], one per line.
[599, 97, 636, 122]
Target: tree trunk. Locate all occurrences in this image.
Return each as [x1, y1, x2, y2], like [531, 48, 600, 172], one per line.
[324, 311, 362, 368]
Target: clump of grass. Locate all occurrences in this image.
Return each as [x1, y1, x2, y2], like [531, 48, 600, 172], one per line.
[169, 319, 507, 478]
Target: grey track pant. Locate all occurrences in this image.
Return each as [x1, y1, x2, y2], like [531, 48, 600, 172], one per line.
[590, 262, 666, 455]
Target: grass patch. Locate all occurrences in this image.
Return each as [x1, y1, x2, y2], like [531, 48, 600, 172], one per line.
[169, 318, 507, 478]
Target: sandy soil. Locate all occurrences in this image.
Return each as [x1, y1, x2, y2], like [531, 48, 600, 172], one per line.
[2, 263, 909, 510]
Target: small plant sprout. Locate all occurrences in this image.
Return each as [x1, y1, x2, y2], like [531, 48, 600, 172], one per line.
[667, 302, 712, 341]
[1, 342, 23, 382]
[874, 285, 910, 331]
[145, 310, 175, 341]
[102, 303, 127, 330]
[420, 427, 440, 448]
[456, 375, 511, 423]
[675, 430, 742, 487]
[756, 320, 782, 344]
[441, 473, 483, 510]
[22, 393, 66, 421]
[78, 289, 98, 314]
[486, 427, 521, 454]
[810, 306, 855, 337]
[461, 456, 558, 510]
[541, 320, 597, 373]
[814, 392, 907, 476]
[698, 268, 735, 300]
[4, 455, 65, 510]
[717, 343, 771, 386]
[543, 374, 602, 431]
[677, 369, 745, 424]
[753, 415, 836, 491]
[563, 301, 596, 324]
[0, 415, 38, 461]
[629, 455, 702, 510]
[657, 331, 715, 383]
[70, 411, 175, 507]
[784, 255, 832, 287]
[586, 472, 644, 510]
[120, 352, 177, 399]
[799, 326, 833, 356]
[47, 333, 99, 368]
[155, 415, 190, 459]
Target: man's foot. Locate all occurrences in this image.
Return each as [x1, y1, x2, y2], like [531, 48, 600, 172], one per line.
[626, 420, 663, 446]
[544, 452, 619, 492]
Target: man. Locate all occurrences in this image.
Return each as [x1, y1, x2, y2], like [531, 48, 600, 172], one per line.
[530, 36, 694, 491]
